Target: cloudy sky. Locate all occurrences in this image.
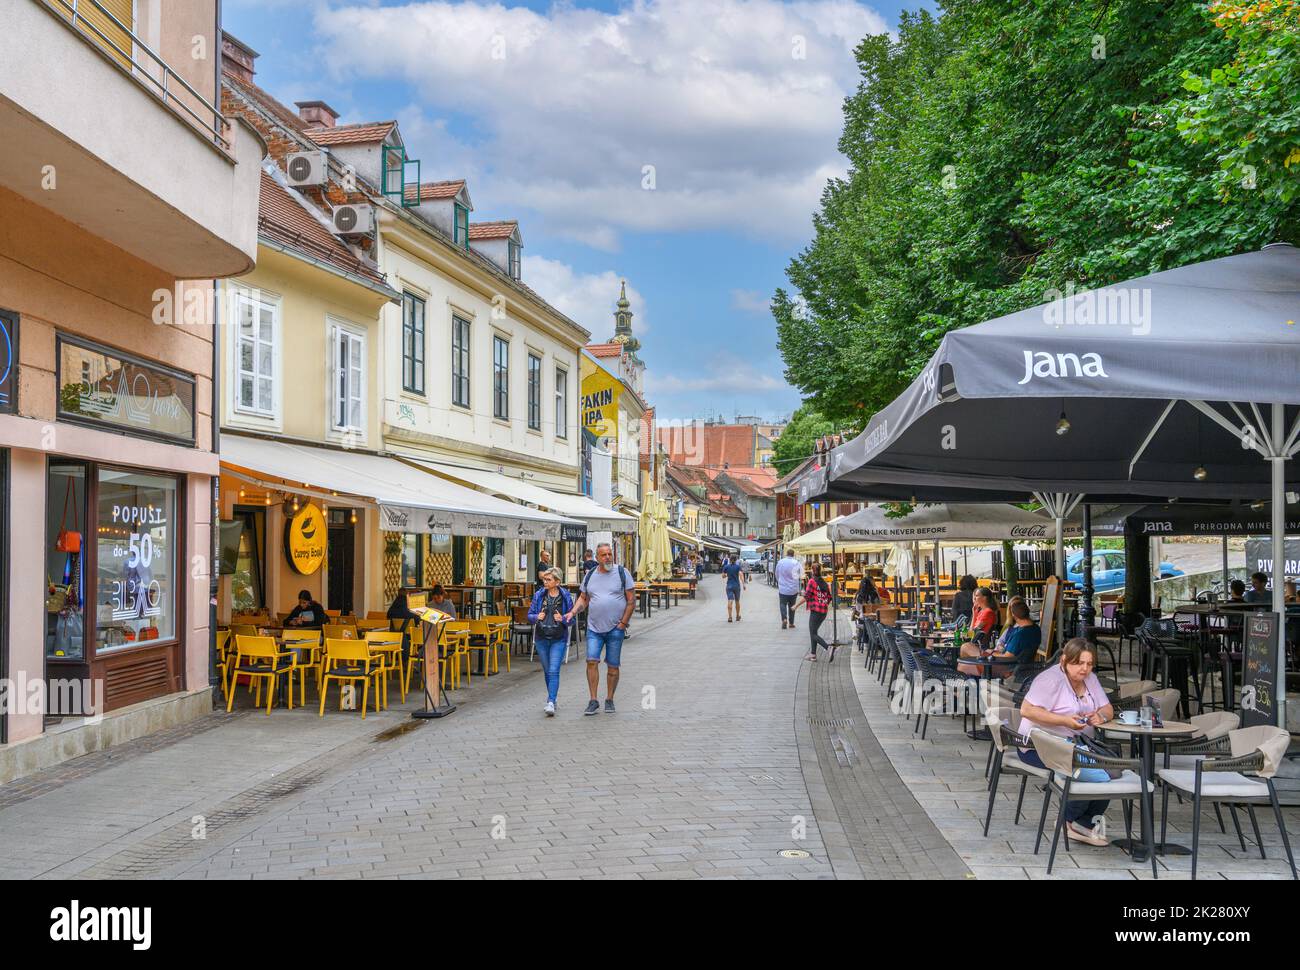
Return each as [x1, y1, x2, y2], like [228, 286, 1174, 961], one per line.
[225, 0, 922, 421]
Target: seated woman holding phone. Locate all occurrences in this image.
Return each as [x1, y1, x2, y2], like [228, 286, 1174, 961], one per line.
[1016, 638, 1115, 847]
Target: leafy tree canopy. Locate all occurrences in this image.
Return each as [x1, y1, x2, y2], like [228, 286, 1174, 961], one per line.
[775, 0, 1300, 429]
[771, 403, 839, 473]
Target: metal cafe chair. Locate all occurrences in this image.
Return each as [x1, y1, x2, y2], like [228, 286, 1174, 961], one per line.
[982, 706, 1053, 836]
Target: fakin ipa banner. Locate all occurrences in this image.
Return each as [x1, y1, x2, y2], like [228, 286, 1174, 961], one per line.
[284, 502, 327, 575]
[581, 366, 621, 440]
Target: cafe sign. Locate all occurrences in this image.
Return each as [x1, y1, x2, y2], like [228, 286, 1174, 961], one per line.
[56, 335, 195, 444]
[285, 502, 327, 575]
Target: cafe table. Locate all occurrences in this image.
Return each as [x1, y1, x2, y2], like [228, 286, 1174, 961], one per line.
[1099, 718, 1199, 860]
[942, 654, 1007, 740]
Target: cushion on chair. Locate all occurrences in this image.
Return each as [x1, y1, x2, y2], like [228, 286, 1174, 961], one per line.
[1052, 770, 1153, 796]
[326, 664, 373, 677]
[1004, 753, 1052, 780]
[1156, 769, 1269, 799]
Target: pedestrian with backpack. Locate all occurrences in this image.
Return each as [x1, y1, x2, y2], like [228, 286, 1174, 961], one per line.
[564, 542, 636, 715]
[796, 563, 834, 662]
[528, 568, 575, 717]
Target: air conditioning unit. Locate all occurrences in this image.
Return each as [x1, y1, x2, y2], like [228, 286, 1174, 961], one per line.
[285, 151, 326, 187]
[333, 204, 374, 235]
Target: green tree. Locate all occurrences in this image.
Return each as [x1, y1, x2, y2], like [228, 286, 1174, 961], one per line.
[775, 1, 1300, 423]
[771, 404, 838, 473]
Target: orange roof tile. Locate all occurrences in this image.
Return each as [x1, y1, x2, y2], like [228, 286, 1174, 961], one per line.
[586, 343, 623, 358]
[257, 172, 389, 290]
[468, 220, 518, 241]
[306, 121, 397, 146]
[417, 180, 465, 201]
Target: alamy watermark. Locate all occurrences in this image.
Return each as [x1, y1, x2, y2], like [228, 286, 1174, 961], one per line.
[0, 674, 105, 722]
[1041, 282, 1152, 336]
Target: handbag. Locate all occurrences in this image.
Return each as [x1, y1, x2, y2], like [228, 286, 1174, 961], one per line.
[53, 608, 84, 660]
[56, 480, 82, 554]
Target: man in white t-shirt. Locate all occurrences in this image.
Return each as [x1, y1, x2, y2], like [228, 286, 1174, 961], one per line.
[774, 550, 804, 630]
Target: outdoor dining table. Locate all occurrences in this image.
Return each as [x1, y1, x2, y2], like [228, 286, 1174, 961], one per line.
[943, 654, 1007, 741]
[1099, 718, 1199, 860]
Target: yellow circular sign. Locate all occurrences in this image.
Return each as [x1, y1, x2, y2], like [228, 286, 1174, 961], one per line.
[285, 502, 327, 575]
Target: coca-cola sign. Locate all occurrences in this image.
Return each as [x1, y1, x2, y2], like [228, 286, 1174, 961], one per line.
[1009, 525, 1049, 538]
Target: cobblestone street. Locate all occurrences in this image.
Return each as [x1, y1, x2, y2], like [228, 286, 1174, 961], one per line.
[0, 581, 962, 879]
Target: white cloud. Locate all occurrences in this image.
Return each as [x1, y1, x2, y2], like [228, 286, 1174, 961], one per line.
[311, 0, 882, 248]
[730, 288, 773, 314]
[524, 255, 648, 338]
[645, 359, 787, 396]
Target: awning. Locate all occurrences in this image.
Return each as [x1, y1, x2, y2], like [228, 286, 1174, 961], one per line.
[406, 458, 636, 534]
[785, 521, 895, 555]
[666, 525, 700, 549]
[220, 435, 574, 540]
[701, 535, 742, 553]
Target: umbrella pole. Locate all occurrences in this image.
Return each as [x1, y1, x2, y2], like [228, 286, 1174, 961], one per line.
[1221, 535, 1229, 596]
[1080, 504, 1095, 644]
[830, 538, 844, 646]
[1270, 403, 1288, 726]
[933, 540, 941, 625]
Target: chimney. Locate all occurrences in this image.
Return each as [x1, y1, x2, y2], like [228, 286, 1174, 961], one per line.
[295, 100, 340, 128]
[221, 32, 258, 84]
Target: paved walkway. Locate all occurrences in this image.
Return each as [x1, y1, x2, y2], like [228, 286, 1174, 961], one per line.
[0, 582, 950, 879]
[850, 638, 1300, 879]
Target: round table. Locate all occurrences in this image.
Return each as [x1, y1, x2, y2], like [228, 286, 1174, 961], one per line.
[1099, 718, 1199, 860]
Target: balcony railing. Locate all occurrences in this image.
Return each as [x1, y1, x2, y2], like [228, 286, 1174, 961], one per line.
[37, 0, 230, 151]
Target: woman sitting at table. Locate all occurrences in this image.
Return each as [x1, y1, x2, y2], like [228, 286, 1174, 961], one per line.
[853, 574, 882, 613]
[1227, 579, 1246, 603]
[427, 584, 458, 620]
[969, 587, 999, 644]
[284, 589, 326, 629]
[1017, 638, 1115, 847]
[987, 601, 1040, 678]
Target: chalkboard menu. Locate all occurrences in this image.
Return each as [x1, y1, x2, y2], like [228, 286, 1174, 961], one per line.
[1242, 611, 1280, 728]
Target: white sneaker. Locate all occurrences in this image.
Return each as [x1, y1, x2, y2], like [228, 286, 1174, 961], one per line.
[544, 701, 555, 717]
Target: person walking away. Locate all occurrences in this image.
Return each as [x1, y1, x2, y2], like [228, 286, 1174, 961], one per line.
[776, 549, 803, 630]
[535, 547, 553, 588]
[722, 553, 746, 622]
[582, 548, 598, 575]
[528, 568, 574, 716]
[796, 563, 833, 662]
[565, 543, 635, 715]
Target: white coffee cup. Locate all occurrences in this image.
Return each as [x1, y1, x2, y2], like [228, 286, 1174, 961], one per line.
[1119, 710, 1139, 725]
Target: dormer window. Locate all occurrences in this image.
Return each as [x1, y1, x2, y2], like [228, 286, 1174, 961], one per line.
[508, 239, 522, 280]
[454, 203, 470, 249]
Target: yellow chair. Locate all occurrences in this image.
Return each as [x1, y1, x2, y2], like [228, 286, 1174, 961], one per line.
[323, 623, 358, 641]
[466, 619, 496, 677]
[483, 615, 511, 673]
[231, 623, 259, 639]
[280, 629, 324, 704]
[355, 618, 390, 633]
[365, 631, 405, 705]
[215, 629, 233, 702]
[366, 611, 390, 621]
[227, 635, 296, 714]
[319, 638, 382, 718]
[441, 621, 472, 689]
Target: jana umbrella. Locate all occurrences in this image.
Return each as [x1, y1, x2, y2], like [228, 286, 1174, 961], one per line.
[818, 243, 1300, 726]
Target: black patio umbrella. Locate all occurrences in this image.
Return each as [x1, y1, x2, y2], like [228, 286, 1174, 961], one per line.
[817, 243, 1300, 724]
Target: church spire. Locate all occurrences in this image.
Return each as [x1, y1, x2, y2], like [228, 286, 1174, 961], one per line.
[612, 278, 640, 356]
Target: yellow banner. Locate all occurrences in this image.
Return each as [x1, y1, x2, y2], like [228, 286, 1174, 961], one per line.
[581, 367, 621, 439]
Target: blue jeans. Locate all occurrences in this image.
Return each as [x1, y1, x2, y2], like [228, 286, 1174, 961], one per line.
[586, 627, 625, 667]
[533, 637, 567, 704]
[1018, 746, 1110, 825]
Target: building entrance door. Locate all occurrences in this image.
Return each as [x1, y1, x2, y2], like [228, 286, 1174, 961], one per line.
[327, 510, 354, 615]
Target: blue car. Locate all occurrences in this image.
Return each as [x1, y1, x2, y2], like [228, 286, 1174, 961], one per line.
[1066, 551, 1182, 592]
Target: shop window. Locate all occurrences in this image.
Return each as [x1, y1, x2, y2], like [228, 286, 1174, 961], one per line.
[46, 464, 87, 662]
[95, 469, 177, 650]
[230, 509, 264, 613]
[400, 534, 423, 588]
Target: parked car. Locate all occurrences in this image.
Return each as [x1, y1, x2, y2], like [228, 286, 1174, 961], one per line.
[738, 546, 764, 573]
[1065, 551, 1182, 592]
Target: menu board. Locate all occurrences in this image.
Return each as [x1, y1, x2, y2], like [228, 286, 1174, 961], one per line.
[1242, 611, 1279, 728]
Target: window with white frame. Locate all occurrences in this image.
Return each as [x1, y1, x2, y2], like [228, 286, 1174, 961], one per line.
[493, 334, 509, 420]
[451, 315, 471, 408]
[331, 323, 365, 434]
[508, 239, 522, 280]
[234, 290, 276, 415]
[555, 367, 568, 439]
[527, 353, 541, 431]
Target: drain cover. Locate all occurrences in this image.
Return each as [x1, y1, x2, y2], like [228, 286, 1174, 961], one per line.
[779, 849, 811, 859]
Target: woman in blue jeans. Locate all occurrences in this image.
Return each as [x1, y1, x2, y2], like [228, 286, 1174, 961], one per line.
[528, 568, 575, 717]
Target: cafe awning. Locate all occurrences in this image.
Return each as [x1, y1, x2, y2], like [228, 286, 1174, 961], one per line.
[666, 525, 701, 549]
[406, 458, 636, 534]
[220, 434, 574, 540]
[701, 536, 741, 553]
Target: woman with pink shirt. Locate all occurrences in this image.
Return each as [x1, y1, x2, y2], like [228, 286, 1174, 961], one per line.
[1017, 638, 1116, 847]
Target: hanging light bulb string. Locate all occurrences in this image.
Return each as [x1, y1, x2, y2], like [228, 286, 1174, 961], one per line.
[1055, 398, 1071, 436]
